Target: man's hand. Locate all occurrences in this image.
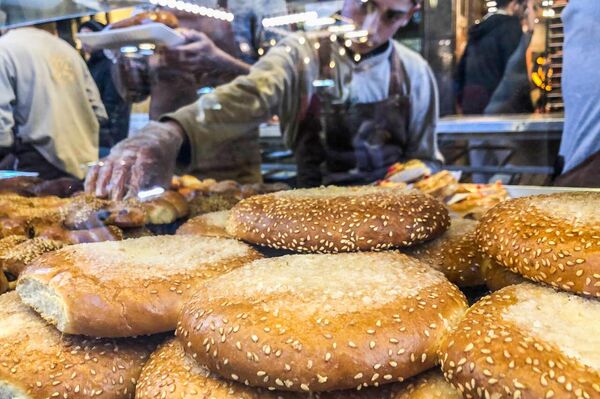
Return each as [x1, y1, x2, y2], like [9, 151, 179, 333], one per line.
[160, 29, 251, 77]
[160, 30, 225, 74]
[85, 121, 185, 200]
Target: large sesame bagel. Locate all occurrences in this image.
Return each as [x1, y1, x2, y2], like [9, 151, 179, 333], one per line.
[404, 218, 484, 287]
[0, 292, 158, 399]
[476, 192, 600, 297]
[226, 187, 450, 253]
[135, 338, 462, 399]
[439, 283, 600, 399]
[177, 252, 468, 392]
[176, 211, 231, 238]
[16, 236, 261, 337]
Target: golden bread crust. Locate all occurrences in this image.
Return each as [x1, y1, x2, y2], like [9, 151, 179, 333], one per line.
[476, 192, 600, 297]
[177, 252, 467, 392]
[0, 292, 158, 399]
[136, 338, 461, 399]
[227, 187, 450, 253]
[17, 236, 262, 337]
[439, 283, 600, 399]
[405, 218, 484, 287]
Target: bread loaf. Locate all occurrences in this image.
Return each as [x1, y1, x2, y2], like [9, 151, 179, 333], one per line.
[404, 218, 484, 287]
[17, 236, 261, 337]
[177, 252, 467, 392]
[34, 225, 124, 244]
[0, 292, 158, 399]
[176, 211, 230, 238]
[0, 237, 65, 276]
[136, 338, 461, 399]
[0, 217, 29, 238]
[480, 256, 527, 292]
[227, 186, 450, 253]
[476, 192, 600, 297]
[439, 283, 600, 399]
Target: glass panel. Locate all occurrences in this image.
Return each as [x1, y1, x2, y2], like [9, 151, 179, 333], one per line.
[0, 0, 147, 29]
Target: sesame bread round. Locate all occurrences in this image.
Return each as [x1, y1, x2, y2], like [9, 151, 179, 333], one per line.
[404, 218, 484, 287]
[1, 237, 65, 277]
[16, 235, 261, 337]
[439, 283, 600, 399]
[480, 257, 527, 292]
[136, 338, 461, 399]
[476, 192, 600, 297]
[177, 252, 468, 392]
[0, 292, 158, 399]
[226, 186, 450, 253]
[176, 211, 231, 238]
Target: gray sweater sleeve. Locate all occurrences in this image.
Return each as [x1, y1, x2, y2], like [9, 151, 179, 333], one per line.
[0, 51, 16, 147]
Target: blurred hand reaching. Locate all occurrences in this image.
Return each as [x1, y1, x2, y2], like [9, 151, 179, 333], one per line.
[85, 121, 185, 201]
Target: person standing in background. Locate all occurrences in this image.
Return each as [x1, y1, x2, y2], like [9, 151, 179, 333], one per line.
[469, 0, 536, 184]
[79, 20, 132, 157]
[0, 23, 106, 180]
[455, 0, 526, 115]
[554, 0, 600, 187]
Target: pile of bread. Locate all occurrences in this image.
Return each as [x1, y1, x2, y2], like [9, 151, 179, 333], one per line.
[378, 160, 510, 219]
[0, 184, 598, 399]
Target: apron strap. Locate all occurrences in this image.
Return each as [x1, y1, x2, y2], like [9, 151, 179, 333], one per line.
[388, 45, 409, 97]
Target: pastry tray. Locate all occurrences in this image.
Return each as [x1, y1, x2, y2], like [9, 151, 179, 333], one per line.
[77, 23, 185, 50]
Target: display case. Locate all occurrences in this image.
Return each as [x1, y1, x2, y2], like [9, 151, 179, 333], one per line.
[0, 1, 599, 398]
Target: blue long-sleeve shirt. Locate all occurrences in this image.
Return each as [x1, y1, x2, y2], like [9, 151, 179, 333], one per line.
[560, 0, 600, 172]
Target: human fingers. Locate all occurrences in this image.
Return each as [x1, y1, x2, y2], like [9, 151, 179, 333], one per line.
[84, 164, 100, 194]
[108, 158, 134, 201]
[95, 160, 115, 198]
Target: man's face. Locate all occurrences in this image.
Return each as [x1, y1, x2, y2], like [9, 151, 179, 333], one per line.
[342, 0, 418, 54]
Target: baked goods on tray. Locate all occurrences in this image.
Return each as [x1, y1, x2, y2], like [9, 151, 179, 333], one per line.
[439, 283, 600, 399]
[404, 218, 484, 287]
[17, 236, 261, 337]
[227, 186, 450, 253]
[177, 252, 467, 392]
[0, 292, 158, 399]
[476, 192, 600, 297]
[136, 338, 462, 398]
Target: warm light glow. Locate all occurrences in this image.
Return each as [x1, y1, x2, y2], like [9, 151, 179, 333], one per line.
[328, 24, 356, 33]
[262, 11, 319, 28]
[305, 17, 337, 28]
[149, 0, 234, 21]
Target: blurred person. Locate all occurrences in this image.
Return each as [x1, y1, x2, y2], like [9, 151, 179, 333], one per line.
[469, 0, 536, 183]
[85, 0, 442, 199]
[554, 0, 600, 187]
[79, 20, 132, 157]
[0, 23, 106, 180]
[115, 0, 287, 183]
[455, 0, 528, 115]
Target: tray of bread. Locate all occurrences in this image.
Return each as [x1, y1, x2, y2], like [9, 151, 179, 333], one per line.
[0, 170, 598, 399]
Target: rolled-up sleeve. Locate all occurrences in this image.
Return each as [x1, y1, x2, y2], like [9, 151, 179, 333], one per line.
[163, 34, 316, 172]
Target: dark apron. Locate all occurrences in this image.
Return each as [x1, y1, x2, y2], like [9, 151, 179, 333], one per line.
[295, 40, 411, 187]
[554, 150, 600, 188]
